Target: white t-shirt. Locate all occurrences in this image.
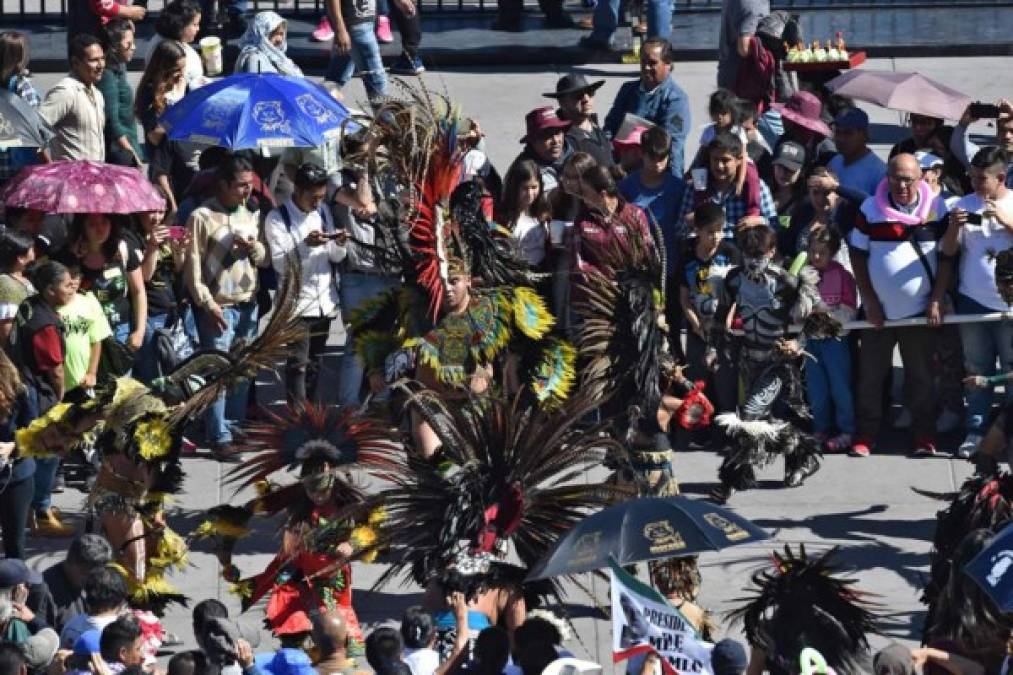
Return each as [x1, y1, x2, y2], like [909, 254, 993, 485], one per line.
[511, 214, 547, 266]
[849, 192, 948, 320]
[403, 648, 440, 675]
[954, 191, 1013, 310]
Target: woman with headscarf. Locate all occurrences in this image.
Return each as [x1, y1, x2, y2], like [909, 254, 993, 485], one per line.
[234, 12, 302, 75]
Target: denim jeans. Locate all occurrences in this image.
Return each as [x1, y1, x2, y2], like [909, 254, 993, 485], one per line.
[32, 457, 60, 512]
[325, 22, 388, 99]
[133, 312, 170, 384]
[590, 0, 672, 44]
[957, 294, 1013, 434]
[337, 273, 402, 407]
[196, 300, 258, 445]
[805, 337, 855, 436]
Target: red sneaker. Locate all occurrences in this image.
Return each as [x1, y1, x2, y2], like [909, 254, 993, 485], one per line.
[849, 439, 872, 458]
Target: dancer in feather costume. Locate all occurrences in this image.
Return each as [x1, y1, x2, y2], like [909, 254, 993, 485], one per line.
[368, 386, 630, 660]
[342, 83, 576, 433]
[572, 165, 713, 497]
[728, 545, 879, 675]
[14, 259, 308, 613]
[191, 404, 402, 653]
[711, 225, 827, 503]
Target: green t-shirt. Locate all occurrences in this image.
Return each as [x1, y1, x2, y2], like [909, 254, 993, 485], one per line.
[58, 291, 112, 392]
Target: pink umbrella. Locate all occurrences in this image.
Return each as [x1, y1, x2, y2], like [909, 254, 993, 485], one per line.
[825, 70, 972, 121]
[0, 160, 166, 214]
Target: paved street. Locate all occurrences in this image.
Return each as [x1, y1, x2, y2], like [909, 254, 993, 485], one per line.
[20, 56, 1012, 669]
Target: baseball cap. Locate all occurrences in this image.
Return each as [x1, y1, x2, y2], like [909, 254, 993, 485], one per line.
[0, 559, 42, 588]
[773, 141, 806, 172]
[711, 639, 749, 675]
[254, 649, 316, 675]
[834, 107, 870, 131]
[520, 106, 570, 144]
[73, 630, 103, 658]
[915, 151, 944, 170]
[22, 628, 60, 670]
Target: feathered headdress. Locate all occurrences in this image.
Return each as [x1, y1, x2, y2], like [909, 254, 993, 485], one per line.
[728, 545, 879, 675]
[163, 256, 307, 424]
[926, 528, 1012, 651]
[366, 386, 631, 599]
[921, 472, 1013, 643]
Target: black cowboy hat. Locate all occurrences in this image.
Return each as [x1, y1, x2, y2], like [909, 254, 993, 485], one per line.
[542, 73, 606, 99]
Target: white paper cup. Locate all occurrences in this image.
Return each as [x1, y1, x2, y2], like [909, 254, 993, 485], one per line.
[691, 167, 708, 191]
[199, 36, 223, 76]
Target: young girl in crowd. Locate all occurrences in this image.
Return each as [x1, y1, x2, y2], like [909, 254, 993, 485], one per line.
[805, 226, 858, 454]
[0, 229, 36, 344]
[147, 0, 204, 88]
[498, 159, 550, 269]
[136, 40, 190, 214]
[64, 214, 147, 352]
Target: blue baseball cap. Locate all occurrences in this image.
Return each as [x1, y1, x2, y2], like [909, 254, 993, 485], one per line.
[0, 559, 42, 588]
[73, 630, 103, 658]
[834, 108, 870, 131]
[254, 649, 316, 675]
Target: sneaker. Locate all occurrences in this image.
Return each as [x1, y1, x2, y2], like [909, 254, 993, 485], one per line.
[311, 15, 334, 42]
[911, 437, 943, 457]
[825, 433, 853, 454]
[936, 408, 962, 434]
[849, 439, 873, 458]
[893, 408, 912, 430]
[392, 53, 425, 75]
[376, 15, 394, 43]
[51, 471, 66, 494]
[957, 433, 983, 459]
[33, 508, 74, 538]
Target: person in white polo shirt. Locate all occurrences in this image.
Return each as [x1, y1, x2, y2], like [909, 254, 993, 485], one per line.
[265, 163, 347, 406]
[849, 153, 952, 458]
[941, 146, 1013, 459]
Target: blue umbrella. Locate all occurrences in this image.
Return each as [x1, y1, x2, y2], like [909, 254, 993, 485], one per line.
[159, 73, 359, 149]
[964, 523, 1013, 613]
[525, 495, 769, 581]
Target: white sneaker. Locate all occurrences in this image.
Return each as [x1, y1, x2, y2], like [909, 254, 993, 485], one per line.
[893, 408, 912, 430]
[957, 433, 982, 459]
[936, 408, 962, 434]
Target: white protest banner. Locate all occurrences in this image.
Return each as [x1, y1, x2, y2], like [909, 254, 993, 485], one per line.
[610, 558, 714, 675]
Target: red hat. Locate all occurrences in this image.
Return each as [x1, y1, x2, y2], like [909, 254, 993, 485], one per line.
[520, 106, 571, 143]
[772, 91, 832, 138]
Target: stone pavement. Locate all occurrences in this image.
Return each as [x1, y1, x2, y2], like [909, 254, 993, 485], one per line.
[18, 56, 1013, 669]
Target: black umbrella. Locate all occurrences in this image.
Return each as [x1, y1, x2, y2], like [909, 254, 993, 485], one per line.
[0, 89, 53, 150]
[526, 495, 769, 581]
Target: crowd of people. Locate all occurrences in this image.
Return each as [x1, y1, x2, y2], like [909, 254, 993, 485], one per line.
[1, 0, 1013, 671]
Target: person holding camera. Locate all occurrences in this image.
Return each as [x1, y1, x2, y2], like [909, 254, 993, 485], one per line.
[942, 146, 1013, 459]
[952, 99, 1013, 188]
[264, 163, 347, 407]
